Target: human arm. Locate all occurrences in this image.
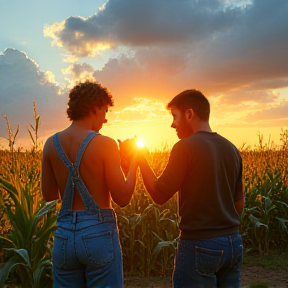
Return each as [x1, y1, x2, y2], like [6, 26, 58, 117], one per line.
[138, 153, 165, 204]
[118, 136, 137, 176]
[139, 142, 189, 205]
[234, 185, 245, 215]
[41, 137, 60, 202]
[103, 138, 138, 207]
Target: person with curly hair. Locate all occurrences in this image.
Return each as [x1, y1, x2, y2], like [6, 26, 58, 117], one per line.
[41, 80, 138, 288]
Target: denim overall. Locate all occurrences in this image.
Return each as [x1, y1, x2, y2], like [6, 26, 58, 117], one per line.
[52, 131, 123, 288]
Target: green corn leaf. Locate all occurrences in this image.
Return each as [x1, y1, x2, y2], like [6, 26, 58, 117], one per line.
[29, 201, 57, 236]
[264, 197, 272, 211]
[249, 214, 268, 230]
[33, 258, 52, 288]
[6, 248, 31, 266]
[0, 255, 31, 287]
[275, 217, 288, 231]
[142, 203, 154, 215]
[150, 241, 175, 267]
[266, 205, 277, 215]
[276, 200, 288, 209]
[0, 177, 20, 204]
[117, 214, 129, 224]
[151, 231, 163, 242]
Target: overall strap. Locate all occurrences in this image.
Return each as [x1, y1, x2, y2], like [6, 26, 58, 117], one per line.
[53, 133, 71, 167]
[53, 133, 74, 211]
[74, 131, 98, 167]
[71, 131, 100, 211]
[53, 131, 99, 212]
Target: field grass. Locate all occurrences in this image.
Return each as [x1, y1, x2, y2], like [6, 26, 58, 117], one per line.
[243, 251, 288, 270]
[0, 125, 288, 287]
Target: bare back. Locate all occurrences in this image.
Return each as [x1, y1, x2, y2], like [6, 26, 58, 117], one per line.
[42, 128, 119, 210]
[56, 131, 114, 209]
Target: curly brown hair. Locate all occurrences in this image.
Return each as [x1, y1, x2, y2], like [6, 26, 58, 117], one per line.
[67, 80, 114, 120]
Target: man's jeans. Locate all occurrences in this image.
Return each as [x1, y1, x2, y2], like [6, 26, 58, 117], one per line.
[173, 233, 243, 288]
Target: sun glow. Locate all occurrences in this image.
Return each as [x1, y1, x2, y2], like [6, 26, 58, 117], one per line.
[136, 137, 144, 148]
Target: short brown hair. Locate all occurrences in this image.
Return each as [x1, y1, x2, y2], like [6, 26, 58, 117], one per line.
[167, 89, 210, 121]
[67, 80, 114, 120]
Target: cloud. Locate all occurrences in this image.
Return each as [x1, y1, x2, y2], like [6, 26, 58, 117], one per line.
[247, 79, 288, 91]
[61, 58, 180, 108]
[209, 95, 288, 128]
[62, 63, 95, 83]
[44, 0, 243, 56]
[42, 0, 288, 131]
[0, 48, 69, 147]
[243, 101, 288, 125]
[44, 16, 115, 57]
[47, 0, 288, 99]
[196, 0, 288, 92]
[219, 89, 280, 106]
[113, 98, 169, 123]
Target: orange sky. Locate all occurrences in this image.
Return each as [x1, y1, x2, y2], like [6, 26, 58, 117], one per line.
[0, 0, 287, 151]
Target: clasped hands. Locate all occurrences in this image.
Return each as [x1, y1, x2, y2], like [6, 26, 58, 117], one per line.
[118, 136, 147, 176]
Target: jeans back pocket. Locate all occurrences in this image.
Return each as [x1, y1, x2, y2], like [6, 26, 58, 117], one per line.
[82, 230, 115, 267]
[195, 246, 223, 276]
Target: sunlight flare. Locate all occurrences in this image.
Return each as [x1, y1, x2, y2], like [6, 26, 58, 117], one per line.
[136, 137, 144, 148]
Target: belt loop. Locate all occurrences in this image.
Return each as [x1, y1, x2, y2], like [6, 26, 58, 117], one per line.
[72, 211, 77, 224]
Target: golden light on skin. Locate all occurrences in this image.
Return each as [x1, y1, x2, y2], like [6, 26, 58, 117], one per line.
[136, 137, 144, 148]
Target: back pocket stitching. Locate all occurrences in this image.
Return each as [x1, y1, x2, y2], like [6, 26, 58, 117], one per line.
[82, 230, 114, 267]
[53, 234, 68, 269]
[195, 246, 223, 276]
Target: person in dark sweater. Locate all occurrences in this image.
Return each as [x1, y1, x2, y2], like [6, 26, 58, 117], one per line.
[138, 89, 245, 288]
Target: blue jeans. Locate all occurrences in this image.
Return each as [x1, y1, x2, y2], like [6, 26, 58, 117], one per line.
[173, 233, 243, 288]
[52, 209, 123, 288]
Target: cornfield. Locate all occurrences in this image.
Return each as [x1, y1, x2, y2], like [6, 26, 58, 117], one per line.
[0, 112, 288, 287]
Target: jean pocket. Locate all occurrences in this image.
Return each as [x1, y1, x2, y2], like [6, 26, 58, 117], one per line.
[82, 230, 115, 267]
[53, 234, 68, 270]
[195, 246, 223, 276]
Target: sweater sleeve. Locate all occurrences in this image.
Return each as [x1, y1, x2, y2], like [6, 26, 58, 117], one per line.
[155, 140, 191, 200]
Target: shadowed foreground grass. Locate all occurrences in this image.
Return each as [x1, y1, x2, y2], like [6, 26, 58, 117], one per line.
[123, 252, 288, 288]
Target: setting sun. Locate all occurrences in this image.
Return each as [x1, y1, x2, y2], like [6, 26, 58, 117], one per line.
[136, 137, 144, 148]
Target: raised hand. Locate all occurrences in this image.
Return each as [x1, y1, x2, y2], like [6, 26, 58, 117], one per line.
[118, 136, 138, 176]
